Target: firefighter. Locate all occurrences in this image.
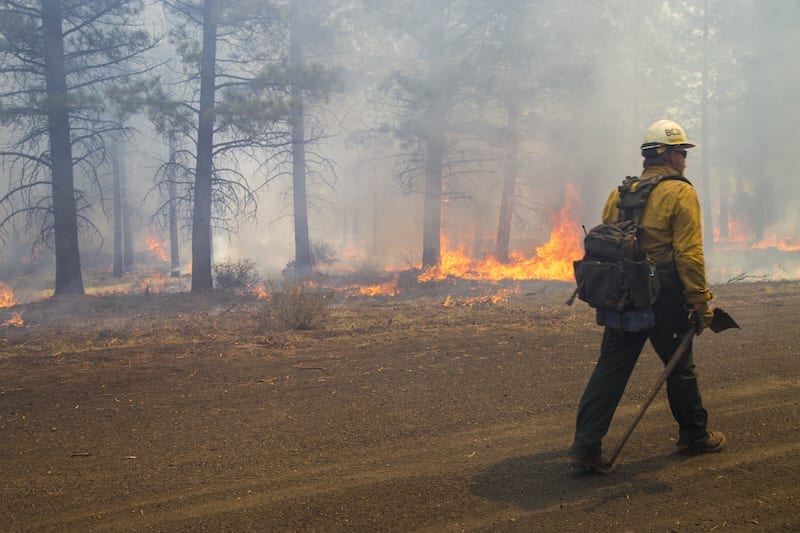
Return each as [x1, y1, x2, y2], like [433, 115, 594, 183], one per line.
[568, 119, 725, 474]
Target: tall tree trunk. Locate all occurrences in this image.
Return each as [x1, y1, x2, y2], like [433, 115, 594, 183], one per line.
[495, 6, 522, 264]
[168, 134, 180, 277]
[495, 98, 520, 263]
[290, 0, 313, 280]
[700, 0, 714, 249]
[120, 143, 134, 271]
[112, 140, 123, 277]
[371, 183, 379, 257]
[191, 0, 217, 292]
[41, 0, 84, 295]
[719, 174, 729, 241]
[422, 131, 445, 268]
[753, 171, 766, 242]
[421, 1, 446, 269]
[734, 174, 744, 239]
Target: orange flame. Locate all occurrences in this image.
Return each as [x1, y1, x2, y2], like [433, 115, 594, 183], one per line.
[2, 311, 24, 327]
[442, 288, 514, 307]
[336, 274, 401, 298]
[752, 236, 800, 252]
[357, 274, 400, 296]
[138, 272, 165, 294]
[0, 281, 17, 308]
[146, 233, 169, 262]
[726, 213, 752, 243]
[252, 283, 269, 299]
[715, 211, 800, 252]
[419, 182, 583, 282]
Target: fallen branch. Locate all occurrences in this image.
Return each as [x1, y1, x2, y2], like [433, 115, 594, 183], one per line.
[727, 272, 772, 284]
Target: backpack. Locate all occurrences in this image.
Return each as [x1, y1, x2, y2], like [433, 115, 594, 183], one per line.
[573, 175, 689, 329]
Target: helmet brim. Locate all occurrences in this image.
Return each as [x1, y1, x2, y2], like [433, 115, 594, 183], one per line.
[640, 142, 696, 151]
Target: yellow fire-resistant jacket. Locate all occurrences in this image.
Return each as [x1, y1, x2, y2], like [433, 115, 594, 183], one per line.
[601, 165, 713, 305]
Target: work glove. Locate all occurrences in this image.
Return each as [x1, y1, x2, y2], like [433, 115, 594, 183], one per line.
[688, 302, 714, 335]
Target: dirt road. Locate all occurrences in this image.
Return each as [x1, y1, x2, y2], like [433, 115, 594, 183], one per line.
[1, 280, 798, 531]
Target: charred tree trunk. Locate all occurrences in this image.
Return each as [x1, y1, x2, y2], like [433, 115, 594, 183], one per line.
[421, 2, 446, 269]
[719, 174, 729, 241]
[289, 0, 313, 280]
[371, 183, 379, 257]
[494, 7, 522, 264]
[168, 134, 180, 277]
[41, 0, 84, 295]
[754, 175, 766, 242]
[191, 0, 217, 292]
[120, 144, 134, 272]
[112, 140, 124, 277]
[422, 132, 444, 269]
[495, 98, 519, 263]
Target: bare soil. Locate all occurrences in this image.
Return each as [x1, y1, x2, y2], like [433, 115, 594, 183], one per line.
[1, 279, 798, 532]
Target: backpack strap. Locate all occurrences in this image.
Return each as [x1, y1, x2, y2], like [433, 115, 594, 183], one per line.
[616, 174, 691, 224]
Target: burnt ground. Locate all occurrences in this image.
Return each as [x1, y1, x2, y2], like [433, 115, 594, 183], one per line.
[0, 278, 798, 532]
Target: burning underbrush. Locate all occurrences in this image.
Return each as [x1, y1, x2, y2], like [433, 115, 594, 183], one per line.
[0, 277, 592, 394]
[0, 271, 579, 361]
[2, 262, 797, 387]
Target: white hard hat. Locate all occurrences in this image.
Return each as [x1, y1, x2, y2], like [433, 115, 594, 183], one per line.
[641, 119, 696, 154]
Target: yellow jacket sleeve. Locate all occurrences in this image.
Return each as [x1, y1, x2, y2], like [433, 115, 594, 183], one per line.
[672, 185, 713, 304]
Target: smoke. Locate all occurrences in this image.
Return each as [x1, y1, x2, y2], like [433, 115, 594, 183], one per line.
[2, 0, 799, 290]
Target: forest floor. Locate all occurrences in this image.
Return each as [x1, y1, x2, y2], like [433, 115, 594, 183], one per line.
[1, 275, 798, 532]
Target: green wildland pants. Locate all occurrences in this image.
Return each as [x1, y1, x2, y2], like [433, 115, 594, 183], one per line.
[569, 287, 709, 458]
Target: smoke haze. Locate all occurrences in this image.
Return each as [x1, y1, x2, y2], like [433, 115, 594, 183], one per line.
[1, 0, 799, 296]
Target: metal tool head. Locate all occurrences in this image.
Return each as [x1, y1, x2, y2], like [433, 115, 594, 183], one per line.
[709, 307, 740, 333]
